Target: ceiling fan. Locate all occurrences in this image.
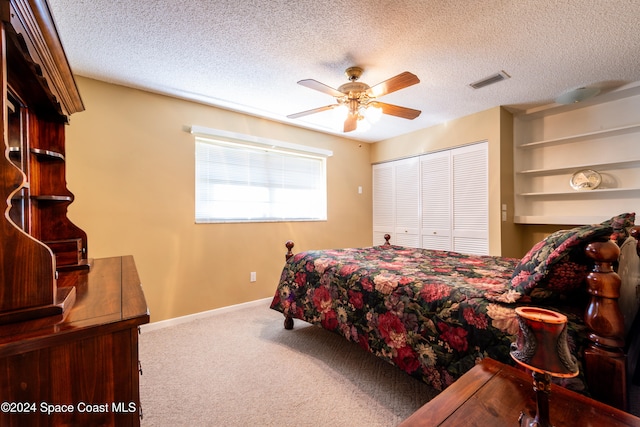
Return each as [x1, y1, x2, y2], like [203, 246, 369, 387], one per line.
[287, 67, 421, 132]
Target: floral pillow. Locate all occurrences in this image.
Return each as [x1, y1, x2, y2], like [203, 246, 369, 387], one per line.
[510, 213, 636, 300]
[602, 212, 636, 246]
[526, 252, 590, 301]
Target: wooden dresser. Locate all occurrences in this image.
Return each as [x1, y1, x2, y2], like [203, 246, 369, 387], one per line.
[0, 1, 149, 426]
[0, 256, 149, 426]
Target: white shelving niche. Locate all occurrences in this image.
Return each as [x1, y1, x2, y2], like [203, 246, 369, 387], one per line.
[514, 86, 640, 225]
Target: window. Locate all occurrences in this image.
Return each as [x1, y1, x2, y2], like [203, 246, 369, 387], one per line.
[194, 132, 329, 223]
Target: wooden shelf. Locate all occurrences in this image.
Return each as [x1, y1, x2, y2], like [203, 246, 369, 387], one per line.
[32, 195, 74, 202]
[0, 286, 75, 325]
[56, 258, 92, 272]
[30, 147, 65, 161]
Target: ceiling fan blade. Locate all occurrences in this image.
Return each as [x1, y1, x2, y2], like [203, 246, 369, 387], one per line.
[374, 102, 421, 120]
[287, 104, 338, 119]
[297, 79, 345, 97]
[367, 72, 420, 98]
[343, 114, 358, 132]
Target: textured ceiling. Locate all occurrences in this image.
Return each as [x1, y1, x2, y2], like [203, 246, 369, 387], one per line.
[47, 0, 640, 142]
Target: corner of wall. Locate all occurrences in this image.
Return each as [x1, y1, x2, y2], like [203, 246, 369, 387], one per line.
[498, 107, 522, 258]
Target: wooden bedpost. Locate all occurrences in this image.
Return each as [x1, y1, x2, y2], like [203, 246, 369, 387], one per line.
[285, 240, 295, 261]
[583, 238, 626, 410]
[284, 316, 294, 330]
[384, 234, 391, 246]
[284, 240, 295, 330]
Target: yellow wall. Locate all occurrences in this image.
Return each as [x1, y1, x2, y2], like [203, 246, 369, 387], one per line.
[371, 106, 521, 257]
[64, 77, 373, 322]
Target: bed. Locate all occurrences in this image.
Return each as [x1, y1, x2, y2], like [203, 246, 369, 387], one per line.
[270, 213, 640, 410]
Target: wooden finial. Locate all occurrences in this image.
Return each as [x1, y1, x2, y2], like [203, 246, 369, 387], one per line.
[285, 240, 295, 260]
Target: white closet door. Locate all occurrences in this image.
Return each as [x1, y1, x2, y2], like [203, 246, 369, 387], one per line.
[452, 142, 488, 255]
[394, 157, 420, 247]
[420, 150, 452, 250]
[373, 142, 488, 252]
[372, 163, 394, 245]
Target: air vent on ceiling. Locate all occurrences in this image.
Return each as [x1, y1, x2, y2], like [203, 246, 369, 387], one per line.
[469, 71, 510, 89]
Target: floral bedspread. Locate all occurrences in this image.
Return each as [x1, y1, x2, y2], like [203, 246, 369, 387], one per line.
[270, 245, 587, 391]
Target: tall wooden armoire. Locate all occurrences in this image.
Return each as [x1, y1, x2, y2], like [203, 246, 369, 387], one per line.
[0, 1, 149, 426]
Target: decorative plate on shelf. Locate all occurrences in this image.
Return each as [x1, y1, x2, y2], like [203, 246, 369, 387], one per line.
[570, 169, 602, 191]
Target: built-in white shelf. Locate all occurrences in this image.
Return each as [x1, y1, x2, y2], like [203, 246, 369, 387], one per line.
[519, 187, 640, 197]
[519, 123, 640, 149]
[517, 159, 640, 175]
[514, 215, 612, 225]
[513, 87, 640, 225]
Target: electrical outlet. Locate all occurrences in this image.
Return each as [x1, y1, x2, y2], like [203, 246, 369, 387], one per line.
[250, 272, 256, 282]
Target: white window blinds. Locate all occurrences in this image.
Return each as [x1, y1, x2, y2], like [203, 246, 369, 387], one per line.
[195, 137, 327, 223]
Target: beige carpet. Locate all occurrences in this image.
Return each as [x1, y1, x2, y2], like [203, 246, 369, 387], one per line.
[140, 300, 640, 426]
[139, 302, 437, 426]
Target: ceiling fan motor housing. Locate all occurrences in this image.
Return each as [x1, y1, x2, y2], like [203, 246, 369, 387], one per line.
[345, 66, 364, 81]
[339, 67, 370, 102]
[338, 82, 371, 97]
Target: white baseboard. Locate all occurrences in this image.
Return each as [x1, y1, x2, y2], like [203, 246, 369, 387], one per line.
[140, 297, 272, 333]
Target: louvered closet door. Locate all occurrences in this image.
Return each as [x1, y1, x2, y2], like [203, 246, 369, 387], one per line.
[452, 142, 488, 255]
[372, 162, 394, 245]
[421, 150, 452, 250]
[394, 157, 420, 247]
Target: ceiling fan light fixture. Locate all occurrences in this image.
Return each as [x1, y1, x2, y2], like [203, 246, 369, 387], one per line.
[355, 117, 371, 133]
[332, 104, 350, 128]
[363, 104, 383, 123]
[554, 87, 600, 104]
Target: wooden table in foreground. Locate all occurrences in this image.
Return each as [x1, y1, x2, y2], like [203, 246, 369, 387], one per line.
[399, 358, 640, 427]
[0, 256, 149, 427]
